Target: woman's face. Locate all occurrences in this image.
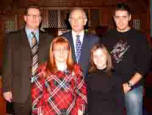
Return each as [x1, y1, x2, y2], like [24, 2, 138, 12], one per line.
[53, 44, 69, 64]
[93, 48, 107, 70]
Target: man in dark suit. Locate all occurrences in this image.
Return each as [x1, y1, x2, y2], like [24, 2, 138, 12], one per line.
[62, 8, 99, 76]
[2, 5, 52, 115]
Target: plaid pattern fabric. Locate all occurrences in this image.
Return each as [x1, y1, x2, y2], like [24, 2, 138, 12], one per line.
[32, 63, 87, 115]
[75, 35, 82, 63]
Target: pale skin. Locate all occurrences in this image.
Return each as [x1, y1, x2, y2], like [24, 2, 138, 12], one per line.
[69, 9, 87, 34]
[113, 10, 131, 32]
[3, 8, 42, 102]
[92, 48, 107, 70]
[53, 44, 69, 71]
[114, 10, 143, 93]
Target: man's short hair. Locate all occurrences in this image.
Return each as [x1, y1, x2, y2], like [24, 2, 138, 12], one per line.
[24, 4, 41, 15]
[114, 3, 131, 15]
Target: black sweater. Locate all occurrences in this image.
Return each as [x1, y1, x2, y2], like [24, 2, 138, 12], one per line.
[86, 70, 124, 115]
[103, 29, 151, 84]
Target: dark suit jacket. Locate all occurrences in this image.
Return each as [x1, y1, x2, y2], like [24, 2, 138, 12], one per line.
[2, 28, 52, 103]
[62, 31, 99, 76]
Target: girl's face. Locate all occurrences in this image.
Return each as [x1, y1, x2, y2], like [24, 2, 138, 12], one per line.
[53, 44, 69, 64]
[93, 48, 107, 70]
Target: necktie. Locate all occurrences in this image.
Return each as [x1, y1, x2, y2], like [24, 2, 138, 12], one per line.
[31, 32, 38, 82]
[76, 35, 82, 63]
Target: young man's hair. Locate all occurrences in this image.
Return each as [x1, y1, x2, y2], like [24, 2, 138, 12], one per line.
[114, 3, 131, 15]
[24, 4, 41, 15]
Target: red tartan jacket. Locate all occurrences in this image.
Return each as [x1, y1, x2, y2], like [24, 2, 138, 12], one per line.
[31, 63, 87, 115]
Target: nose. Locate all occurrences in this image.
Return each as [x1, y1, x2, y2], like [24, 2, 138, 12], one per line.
[59, 49, 64, 55]
[72, 19, 79, 25]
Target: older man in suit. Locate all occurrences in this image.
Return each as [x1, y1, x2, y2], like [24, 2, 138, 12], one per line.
[2, 5, 52, 115]
[62, 8, 99, 76]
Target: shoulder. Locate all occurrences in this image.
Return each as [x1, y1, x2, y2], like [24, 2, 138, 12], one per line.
[37, 62, 47, 75]
[129, 29, 148, 44]
[103, 29, 116, 38]
[85, 33, 99, 40]
[85, 34, 100, 46]
[61, 31, 71, 37]
[40, 31, 53, 39]
[5, 29, 24, 42]
[7, 29, 23, 37]
[130, 29, 146, 39]
[87, 72, 95, 78]
[73, 64, 83, 76]
[87, 71, 100, 78]
[102, 29, 116, 42]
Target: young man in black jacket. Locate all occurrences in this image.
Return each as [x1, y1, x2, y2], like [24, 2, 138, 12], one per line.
[103, 3, 151, 115]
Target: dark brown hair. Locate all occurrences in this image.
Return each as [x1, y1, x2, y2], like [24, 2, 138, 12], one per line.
[113, 3, 131, 15]
[24, 4, 41, 15]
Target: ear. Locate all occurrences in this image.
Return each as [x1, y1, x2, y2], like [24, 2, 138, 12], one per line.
[39, 16, 42, 22]
[113, 15, 116, 21]
[129, 14, 131, 21]
[68, 18, 71, 23]
[83, 18, 87, 25]
[24, 15, 27, 22]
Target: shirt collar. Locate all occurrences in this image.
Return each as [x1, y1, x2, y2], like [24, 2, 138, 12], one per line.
[25, 27, 39, 39]
[72, 30, 84, 37]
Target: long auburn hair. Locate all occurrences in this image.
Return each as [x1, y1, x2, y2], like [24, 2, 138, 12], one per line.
[46, 36, 74, 74]
[89, 43, 113, 75]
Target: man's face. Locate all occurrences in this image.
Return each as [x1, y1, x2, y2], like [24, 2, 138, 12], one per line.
[24, 8, 41, 30]
[69, 10, 87, 33]
[114, 10, 131, 32]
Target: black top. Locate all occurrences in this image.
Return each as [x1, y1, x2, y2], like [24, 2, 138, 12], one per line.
[102, 29, 151, 84]
[86, 70, 124, 115]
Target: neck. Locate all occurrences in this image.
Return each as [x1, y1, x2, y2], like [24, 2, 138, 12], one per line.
[73, 30, 84, 35]
[117, 26, 131, 32]
[97, 65, 106, 70]
[56, 62, 67, 71]
[26, 26, 38, 31]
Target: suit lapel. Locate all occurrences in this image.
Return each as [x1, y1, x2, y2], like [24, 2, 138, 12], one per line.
[20, 29, 32, 66]
[68, 32, 76, 62]
[21, 29, 31, 53]
[79, 34, 88, 63]
[38, 32, 44, 62]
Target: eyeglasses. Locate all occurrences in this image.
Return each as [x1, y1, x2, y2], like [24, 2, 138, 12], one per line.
[53, 48, 69, 52]
[27, 14, 41, 18]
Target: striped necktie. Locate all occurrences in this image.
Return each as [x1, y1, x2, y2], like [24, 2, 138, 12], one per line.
[76, 35, 82, 63]
[31, 32, 38, 82]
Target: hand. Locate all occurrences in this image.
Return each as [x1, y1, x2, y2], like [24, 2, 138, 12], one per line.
[78, 109, 83, 115]
[123, 83, 131, 94]
[3, 91, 13, 102]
